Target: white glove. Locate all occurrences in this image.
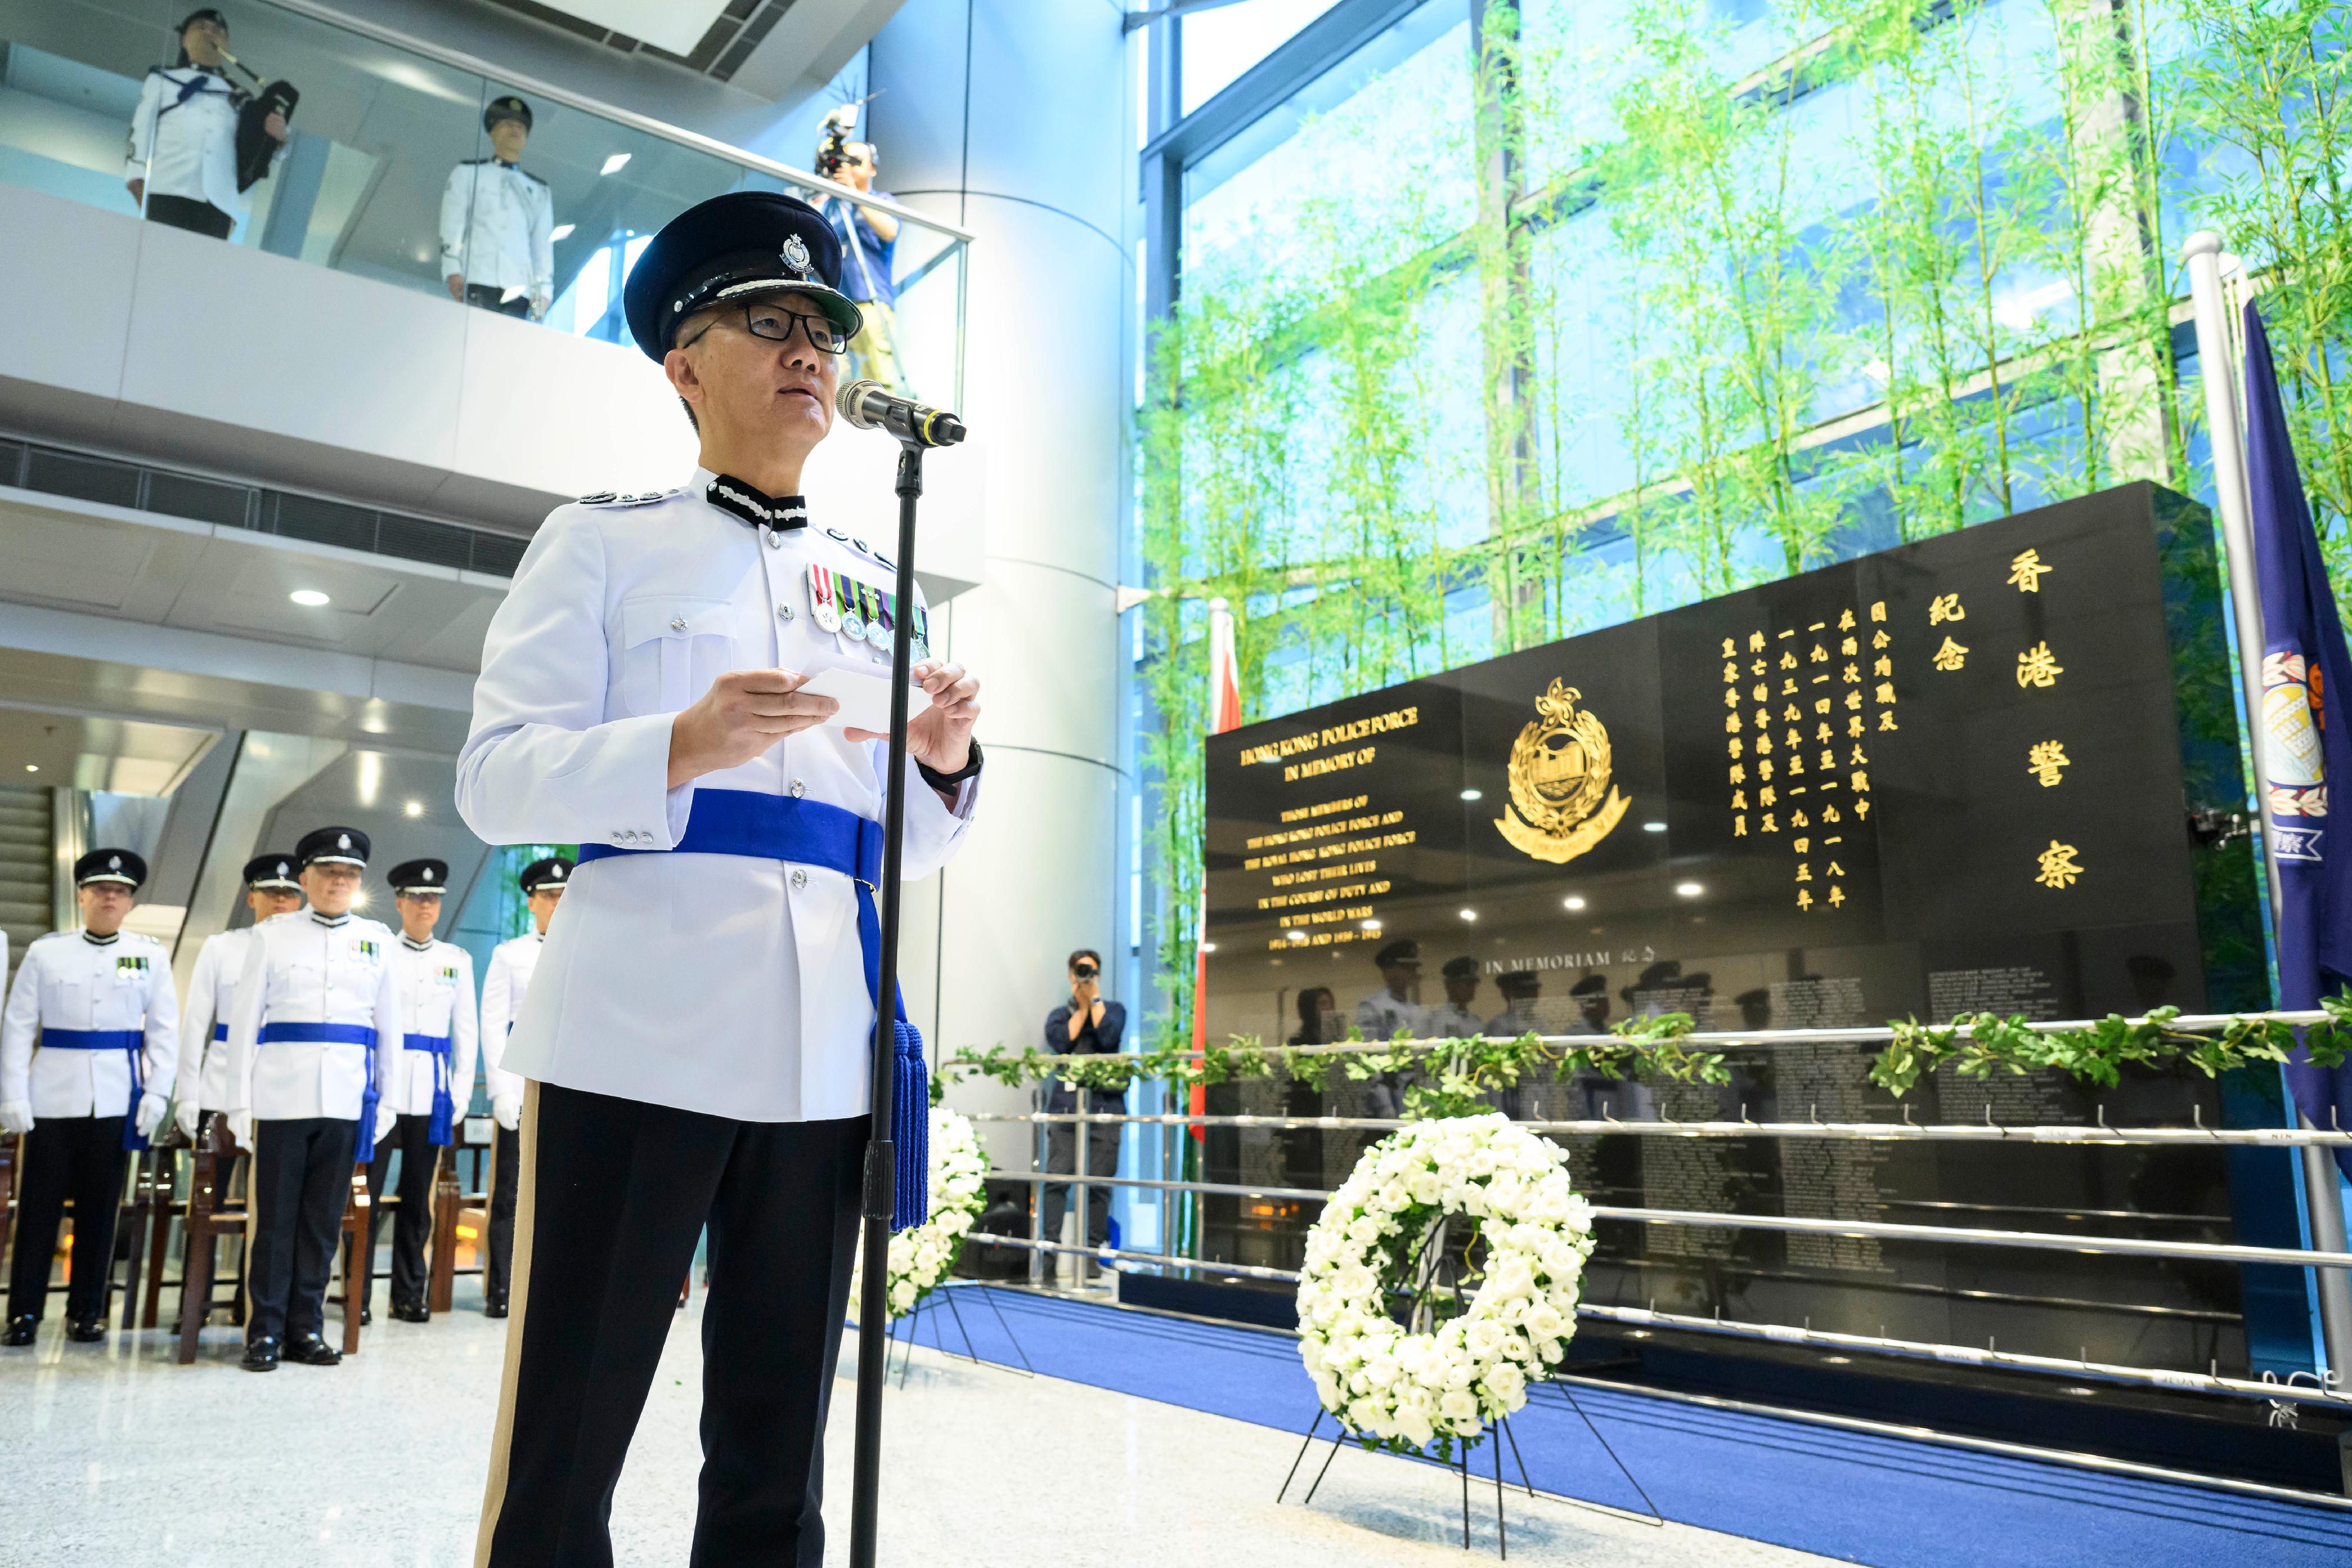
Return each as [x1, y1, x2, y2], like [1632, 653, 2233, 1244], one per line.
[226, 1109, 253, 1148]
[135, 1093, 168, 1140]
[373, 1103, 398, 1146]
[175, 1099, 201, 1142]
[492, 1093, 522, 1132]
[0, 1100, 31, 1136]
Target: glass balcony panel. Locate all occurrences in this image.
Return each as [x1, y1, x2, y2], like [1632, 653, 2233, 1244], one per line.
[0, 0, 964, 399]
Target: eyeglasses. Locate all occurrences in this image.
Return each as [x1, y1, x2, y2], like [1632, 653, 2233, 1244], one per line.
[683, 301, 848, 356]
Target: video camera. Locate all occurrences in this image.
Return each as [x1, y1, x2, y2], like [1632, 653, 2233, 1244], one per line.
[816, 102, 858, 180]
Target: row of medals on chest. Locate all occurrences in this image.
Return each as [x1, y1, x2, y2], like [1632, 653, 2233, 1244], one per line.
[801, 561, 929, 660]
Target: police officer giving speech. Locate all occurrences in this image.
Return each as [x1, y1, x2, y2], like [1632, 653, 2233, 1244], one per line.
[222, 826, 400, 1371]
[1, 851, 178, 1346]
[457, 190, 983, 1567]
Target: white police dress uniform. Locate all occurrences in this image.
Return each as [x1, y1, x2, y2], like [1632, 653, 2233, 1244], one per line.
[460, 189, 980, 1567]
[222, 830, 400, 1366]
[475, 928, 540, 1118]
[441, 158, 554, 314]
[126, 64, 276, 229]
[1, 852, 176, 1339]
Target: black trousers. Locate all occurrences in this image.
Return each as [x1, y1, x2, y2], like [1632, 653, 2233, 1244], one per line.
[7, 1115, 125, 1323]
[466, 283, 531, 317]
[479, 1084, 863, 1568]
[364, 1114, 440, 1309]
[247, 1116, 358, 1342]
[145, 193, 233, 238]
[486, 1122, 519, 1305]
[1041, 1091, 1122, 1250]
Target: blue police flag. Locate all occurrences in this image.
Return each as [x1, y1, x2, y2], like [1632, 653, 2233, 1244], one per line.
[2245, 300, 2352, 1171]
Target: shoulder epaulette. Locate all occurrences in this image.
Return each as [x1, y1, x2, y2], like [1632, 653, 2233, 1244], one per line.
[579, 489, 679, 509]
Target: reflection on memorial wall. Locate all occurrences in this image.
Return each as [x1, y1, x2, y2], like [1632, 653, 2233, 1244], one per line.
[1198, 483, 2298, 1378]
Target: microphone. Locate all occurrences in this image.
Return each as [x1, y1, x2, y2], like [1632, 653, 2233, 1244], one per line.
[836, 380, 966, 447]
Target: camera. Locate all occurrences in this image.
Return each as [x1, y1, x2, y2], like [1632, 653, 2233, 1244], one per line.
[816, 103, 858, 180]
[1073, 962, 1098, 980]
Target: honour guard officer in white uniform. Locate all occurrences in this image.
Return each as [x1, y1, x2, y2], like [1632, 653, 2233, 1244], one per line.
[173, 852, 305, 1145]
[458, 190, 984, 1567]
[363, 858, 479, 1323]
[476, 856, 566, 1318]
[125, 9, 288, 239]
[222, 826, 400, 1371]
[1, 851, 178, 1345]
[442, 96, 555, 320]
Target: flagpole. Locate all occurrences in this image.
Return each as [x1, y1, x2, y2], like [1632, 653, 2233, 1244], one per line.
[2182, 229, 2352, 1379]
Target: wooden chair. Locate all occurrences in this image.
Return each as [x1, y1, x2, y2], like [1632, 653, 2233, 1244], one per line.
[138, 1142, 180, 1330]
[429, 1136, 492, 1314]
[174, 1119, 250, 1365]
[329, 1162, 370, 1355]
[0, 1132, 16, 1269]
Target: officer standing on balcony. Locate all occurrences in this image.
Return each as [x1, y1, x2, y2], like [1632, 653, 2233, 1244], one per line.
[222, 825, 400, 1371]
[125, 9, 289, 239]
[174, 852, 305, 1146]
[0, 851, 178, 1346]
[363, 858, 479, 1325]
[475, 855, 567, 1318]
[442, 95, 556, 320]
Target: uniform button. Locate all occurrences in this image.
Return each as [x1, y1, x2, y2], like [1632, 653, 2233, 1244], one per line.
[790, 868, 808, 891]
[670, 616, 687, 632]
[766, 531, 783, 550]
[777, 603, 794, 621]
[789, 778, 806, 798]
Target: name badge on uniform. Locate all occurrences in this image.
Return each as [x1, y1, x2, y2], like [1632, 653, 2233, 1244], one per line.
[838, 575, 868, 643]
[805, 565, 844, 635]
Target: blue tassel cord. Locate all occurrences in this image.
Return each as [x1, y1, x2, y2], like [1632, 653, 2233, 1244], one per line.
[893, 1020, 930, 1232]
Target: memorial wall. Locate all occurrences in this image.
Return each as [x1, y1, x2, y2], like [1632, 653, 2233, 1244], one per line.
[1198, 482, 2304, 1378]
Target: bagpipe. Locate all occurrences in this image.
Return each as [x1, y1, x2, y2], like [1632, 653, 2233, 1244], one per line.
[219, 49, 297, 193]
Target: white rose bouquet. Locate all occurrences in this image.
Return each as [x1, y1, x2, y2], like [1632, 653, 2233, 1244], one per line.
[853, 1105, 991, 1320]
[1295, 1114, 1594, 1458]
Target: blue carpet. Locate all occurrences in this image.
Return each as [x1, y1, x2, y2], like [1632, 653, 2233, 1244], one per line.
[887, 1286, 2352, 1567]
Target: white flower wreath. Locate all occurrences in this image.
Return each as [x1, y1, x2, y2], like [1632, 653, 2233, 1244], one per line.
[854, 1106, 990, 1319]
[1296, 1113, 1596, 1456]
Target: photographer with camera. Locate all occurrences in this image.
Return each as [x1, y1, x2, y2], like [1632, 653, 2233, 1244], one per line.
[815, 107, 907, 392]
[1040, 948, 1125, 1279]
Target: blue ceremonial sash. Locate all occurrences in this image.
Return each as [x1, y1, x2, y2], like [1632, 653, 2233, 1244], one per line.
[404, 1033, 456, 1145]
[39, 1028, 150, 1152]
[259, 1021, 380, 1138]
[578, 787, 930, 1231]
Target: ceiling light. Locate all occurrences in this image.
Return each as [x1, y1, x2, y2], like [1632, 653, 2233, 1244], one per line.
[1286, 930, 1307, 942]
[1361, 920, 1380, 931]
[289, 589, 330, 607]
[1562, 895, 1585, 911]
[1642, 821, 1666, 833]
[1198, 942, 1216, 953]
[350, 890, 368, 909]
[1459, 908, 1476, 922]
[1822, 1355, 1852, 1365]
[404, 800, 424, 818]
[549, 223, 576, 242]
[22, 764, 36, 773]
[1675, 882, 1703, 898]
[1459, 788, 1482, 801]
[600, 152, 631, 176]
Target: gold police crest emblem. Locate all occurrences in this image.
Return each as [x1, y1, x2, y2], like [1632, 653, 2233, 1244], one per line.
[1495, 679, 1630, 864]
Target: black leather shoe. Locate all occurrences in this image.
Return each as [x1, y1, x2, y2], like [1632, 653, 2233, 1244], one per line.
[241, 1336, 281, 1372]
[392, 1302, 430, 1324]
[64, 1318, 105, 1343]
[286, 1332, 342, 1366]
[485, 1296, 508, 1319]
[359, 1305, 372, 1326]
[4, 1316, 35, 1347]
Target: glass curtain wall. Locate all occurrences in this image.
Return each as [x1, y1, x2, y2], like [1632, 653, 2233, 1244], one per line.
[0, 0, 965, 402]
[1134, 0, 2352, 1066]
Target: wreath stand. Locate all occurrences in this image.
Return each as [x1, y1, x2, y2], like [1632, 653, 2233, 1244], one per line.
[1275, 1209, 1661, 1556]
[884, 1281, 1037, 1386]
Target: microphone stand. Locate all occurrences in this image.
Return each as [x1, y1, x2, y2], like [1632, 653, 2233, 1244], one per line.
[847, 435, 926, 1568]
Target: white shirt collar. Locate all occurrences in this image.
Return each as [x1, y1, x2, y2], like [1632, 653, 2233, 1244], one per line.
[310, 911, 351, 928]
[81, 930, 120, 947]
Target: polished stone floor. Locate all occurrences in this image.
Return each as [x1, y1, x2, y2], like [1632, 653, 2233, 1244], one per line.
[0, 1279, 1843, 1567]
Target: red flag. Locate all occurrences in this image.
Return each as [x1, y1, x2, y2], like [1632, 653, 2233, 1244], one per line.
[1190, 599, 1241, 1142]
